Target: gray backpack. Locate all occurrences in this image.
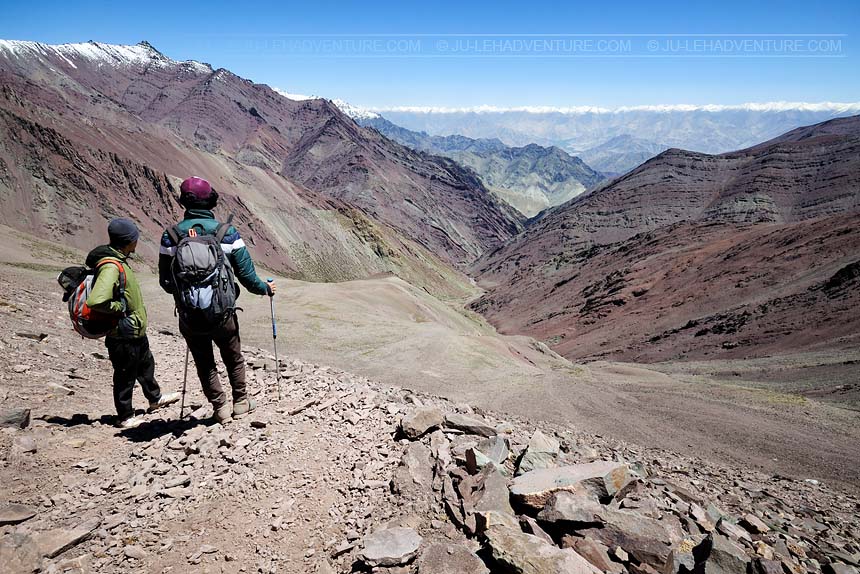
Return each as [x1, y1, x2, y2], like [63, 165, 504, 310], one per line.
[167, 215, 237, 333]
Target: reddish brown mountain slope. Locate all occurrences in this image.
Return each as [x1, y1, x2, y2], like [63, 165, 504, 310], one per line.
[471, 116, 860, 361]
[0, 40, 520, 292]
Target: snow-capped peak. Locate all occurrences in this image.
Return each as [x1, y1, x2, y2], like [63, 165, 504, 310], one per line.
[272, 88, 318, 101]
[0, 39, 212, 73]
[272, 90, 380, 120]
[331, 99, 380, 120]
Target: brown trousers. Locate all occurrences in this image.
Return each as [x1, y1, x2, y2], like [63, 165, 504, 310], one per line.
[180, 314, 247, 408]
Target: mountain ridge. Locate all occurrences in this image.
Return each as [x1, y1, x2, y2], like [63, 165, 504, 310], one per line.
[359, 114, 606, 217]
[470, 114, 860, 363]
[0, 38, 522, 293]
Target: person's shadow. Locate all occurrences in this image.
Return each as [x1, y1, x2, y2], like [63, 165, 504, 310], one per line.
[119, 415, 216, 442]
[40, 411, 216, 442]
[40, 413, 112, 427]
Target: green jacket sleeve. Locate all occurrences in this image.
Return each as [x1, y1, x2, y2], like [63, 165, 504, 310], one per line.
[85, 264, 123, 313]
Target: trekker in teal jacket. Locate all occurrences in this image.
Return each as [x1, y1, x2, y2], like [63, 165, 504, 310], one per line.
[158, 177, 276, 424]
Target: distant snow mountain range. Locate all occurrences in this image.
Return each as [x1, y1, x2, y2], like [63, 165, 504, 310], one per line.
[276, 91, 859, 174]
[275, 89, 860, 210]
[375, 102, 860, 159]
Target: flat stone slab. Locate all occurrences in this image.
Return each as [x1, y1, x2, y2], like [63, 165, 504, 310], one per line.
[0, 503, 37, 526]
[511, 461, 631, 508]
[417, 542, 489, 574]
[35, 517, 100, 558]
[444, 413, 496, 437]
[360, 527, 422, 567]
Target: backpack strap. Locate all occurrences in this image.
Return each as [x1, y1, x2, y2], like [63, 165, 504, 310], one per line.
[95, 259, 127, 315]
[166, 225, 183, 246]
[214, 214, 235, 243]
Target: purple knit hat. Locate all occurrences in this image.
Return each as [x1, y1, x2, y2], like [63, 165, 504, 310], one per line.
[180, 176, 213, 199]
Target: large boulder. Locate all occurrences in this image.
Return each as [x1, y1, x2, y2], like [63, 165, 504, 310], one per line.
[474, 466, 515, 532]
[537, 491, 604, 524]
[702, 534, 750, 574]
[484, 522, 602, 574]
[416, 542, 489, 574]
[467, 436, 510, 473]
[360, 527, 423, 567]
[392, 442, 434, 497]
[511, 461, 632, 509]
[563, 537, 624, 574]
[400, 408, 445, 439]
[0, 408, 30, 429]
[577, 509, 673, 570]
[517, 430, 560, 475]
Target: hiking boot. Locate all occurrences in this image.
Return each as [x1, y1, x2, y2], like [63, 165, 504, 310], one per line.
[148, 392, 180, 413]
[232, 398, 257, 417]
[118, 416, 144, 429]
[213, 403, 232, 424]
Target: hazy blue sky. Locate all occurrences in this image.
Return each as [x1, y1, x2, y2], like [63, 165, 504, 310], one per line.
[1, 0, 857, 108]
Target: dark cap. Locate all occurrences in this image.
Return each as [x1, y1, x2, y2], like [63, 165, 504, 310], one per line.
[108, 218, 140, 247]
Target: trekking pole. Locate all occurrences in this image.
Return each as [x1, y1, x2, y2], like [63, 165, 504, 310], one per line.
[179, 347, 189, 419]
[267, 278, 282, 401]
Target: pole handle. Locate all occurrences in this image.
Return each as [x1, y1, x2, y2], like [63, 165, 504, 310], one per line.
[266, 277, 275, 298]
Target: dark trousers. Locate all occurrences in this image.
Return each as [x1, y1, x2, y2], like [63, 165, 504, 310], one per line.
[180, 314, 247, 408]
[105, 335, 162, 420]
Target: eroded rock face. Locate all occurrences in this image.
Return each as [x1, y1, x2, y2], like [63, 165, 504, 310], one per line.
[511, 461, 632, 509]
[360, 527, 423, 567]
[0, 532, 43, 574]
[563, 536, 624, 574]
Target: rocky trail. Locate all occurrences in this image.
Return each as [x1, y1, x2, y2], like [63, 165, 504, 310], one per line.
[1, 266, 859, 574]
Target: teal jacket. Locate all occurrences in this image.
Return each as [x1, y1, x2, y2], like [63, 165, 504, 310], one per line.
[158, 209, 269, 296]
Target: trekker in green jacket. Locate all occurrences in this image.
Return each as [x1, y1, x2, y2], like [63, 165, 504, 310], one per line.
[158, 177, 276, 424]
[87, 218, 179, 429]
